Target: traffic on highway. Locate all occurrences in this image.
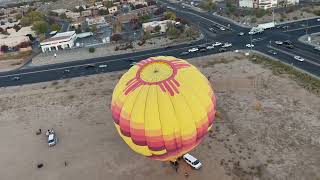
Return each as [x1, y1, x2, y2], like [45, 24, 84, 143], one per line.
[0, 0, 319, 88]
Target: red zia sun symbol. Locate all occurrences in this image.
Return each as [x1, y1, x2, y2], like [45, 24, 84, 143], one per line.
[123, 58, 191, 96]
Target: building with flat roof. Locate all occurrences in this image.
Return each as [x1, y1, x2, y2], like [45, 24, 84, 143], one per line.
[40, 31, 77, 52]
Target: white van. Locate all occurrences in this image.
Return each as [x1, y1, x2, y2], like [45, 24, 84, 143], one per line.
[48, 133, 57, 147]
[183, 153, 202, 169]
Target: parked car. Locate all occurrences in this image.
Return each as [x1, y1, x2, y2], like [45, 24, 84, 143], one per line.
[220, 27, 226, 31]
[246, 44, 254, 48]
[48, 133, 57, 147]
[188, 47, 199, 53]
[275, 41, 283, 45]
[222, 43, 232, 48]
[213, 42, 222, 46]
[314, 46, 320, 51]
[238, 32, 245, 36]
[219, 48, 227, 52]
[294, 56, 304, 62]
[183, 153, 202, 169]
[268, 50, 277, 55]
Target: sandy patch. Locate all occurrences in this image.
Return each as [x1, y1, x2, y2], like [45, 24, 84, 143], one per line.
[0, 53, 319, 180]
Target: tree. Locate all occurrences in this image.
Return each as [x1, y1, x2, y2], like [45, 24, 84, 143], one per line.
[1, 45, 9, 52]
[200, 0, 216, 11]
[15, 14, 22, 20]
[138, 14, 151, 23]
[164, 11, 176, 20]
[154, 25, 161, 32]
[254, 9, 267, 18]
[103, 1, 114, 8]
[98, 9, 109, 15]
[111, 34, 122, 42]
[90, 25, 97, 33]
[59, 13, 67, 19]
[78, 6, 85, 12]
[89, 47, 95, 53]
[154, 7, 165, 16]
[142, 31, 151, 40]
[20, 11, 45, 27]
[51, 23, 61, 31]
[183, 28, 198, 39]
[32, 21, 49, 34]
[13, 24, 21, 32]
[166, 23, 181, 39]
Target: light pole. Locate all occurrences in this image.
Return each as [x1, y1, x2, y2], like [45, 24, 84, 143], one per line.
[250, 34, 253, 53]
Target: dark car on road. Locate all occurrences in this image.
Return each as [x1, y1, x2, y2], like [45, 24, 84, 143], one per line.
[179, 51, 189, 56]
[85, 64, 95, 69]
[285, 44, 294, 49]
[219, 48, 227, 52]
[283, 40, 293, 45]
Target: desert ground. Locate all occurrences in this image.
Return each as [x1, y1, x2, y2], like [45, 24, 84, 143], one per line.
[0, 53, 319, 180]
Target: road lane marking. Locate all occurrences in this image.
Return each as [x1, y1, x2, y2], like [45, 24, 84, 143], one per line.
[0, 44, 210, 78]
[283, 24, 320, 32]
[268, 45, 320, 67]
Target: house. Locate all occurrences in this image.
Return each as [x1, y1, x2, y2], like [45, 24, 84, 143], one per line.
[51, 9, 68, 15]
[142, 20, 175, 33]
[40, 31, 77, 52]
[108, 6, 118, 14]
[81, 10, 92, 17]
[127, 0, 148, 6]
[86, 16, 106, 26]
[66, 11, 81, 21]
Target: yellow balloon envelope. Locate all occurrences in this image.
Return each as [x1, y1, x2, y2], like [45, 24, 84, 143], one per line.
[111, 56, 216, 161]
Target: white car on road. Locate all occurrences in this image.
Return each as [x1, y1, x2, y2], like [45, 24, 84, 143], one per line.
[188, 47, 199, 53]
[98, 64, 107, 68]
[220, 27, 226, 31]
[213, 42, 222, 46]
[275, 41, 283, 45]
[246, 44, 254, 48]
[294, 56, 304, 62]
[206, 45, 215, 50]
[183, 153, 202, 169]
[222, 43, 232, 48]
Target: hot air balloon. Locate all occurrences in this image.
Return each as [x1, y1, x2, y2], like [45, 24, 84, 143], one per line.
[111, 56, 216, 161]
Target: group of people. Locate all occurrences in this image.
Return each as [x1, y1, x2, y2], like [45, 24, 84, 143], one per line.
[45, 129, 55, 136]
[170, 159, 189, 177]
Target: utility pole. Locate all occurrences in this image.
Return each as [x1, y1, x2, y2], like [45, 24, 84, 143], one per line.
[272, 7, 275, 24]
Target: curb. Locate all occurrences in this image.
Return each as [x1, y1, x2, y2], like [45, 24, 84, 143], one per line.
[298, 32, 320, 47]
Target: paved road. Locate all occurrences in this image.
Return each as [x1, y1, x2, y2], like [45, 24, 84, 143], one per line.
[0, 1, 319, 88]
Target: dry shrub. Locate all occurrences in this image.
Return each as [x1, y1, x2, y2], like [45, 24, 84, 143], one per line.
[254, 101, 262, 111]
[215, 111, 222, 119]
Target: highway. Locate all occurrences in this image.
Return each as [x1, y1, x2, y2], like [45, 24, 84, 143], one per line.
[0, 1, 319, 87]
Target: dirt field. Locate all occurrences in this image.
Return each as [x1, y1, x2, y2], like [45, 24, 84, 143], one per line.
[0, 53, 319, 180]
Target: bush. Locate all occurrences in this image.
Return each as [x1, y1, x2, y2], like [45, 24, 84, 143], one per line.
[1, 45, 9, 52]
[89, 47, 95, 53]
[111, 34, 122, 42]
